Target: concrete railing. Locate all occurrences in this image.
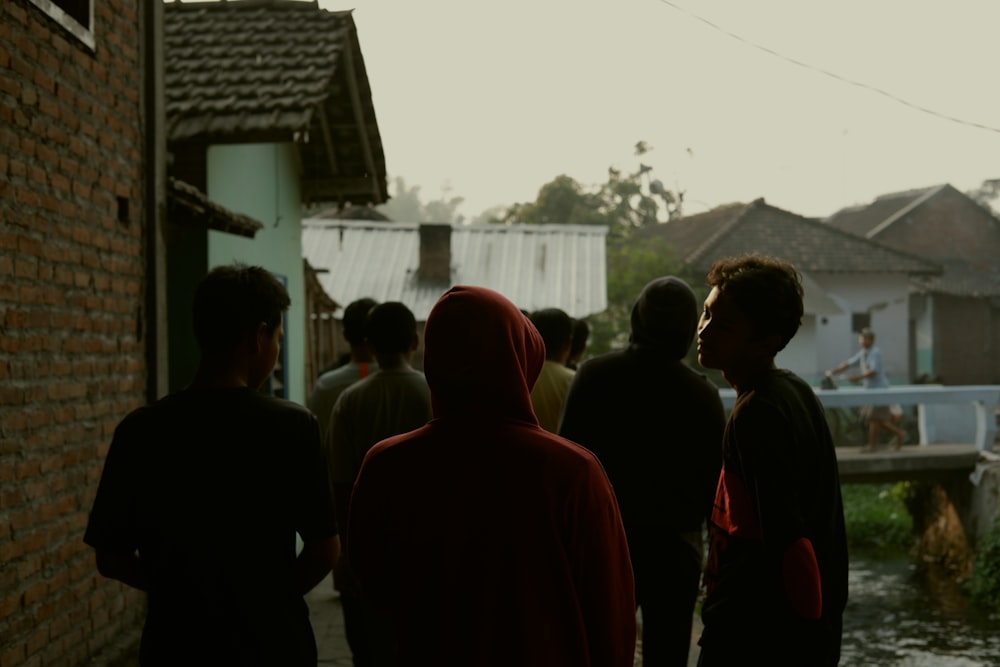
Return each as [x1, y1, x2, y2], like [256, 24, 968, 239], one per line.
[718, 384, 1000, 452]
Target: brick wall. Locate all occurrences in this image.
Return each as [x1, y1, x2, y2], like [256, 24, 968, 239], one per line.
[1, 1, 148, 664]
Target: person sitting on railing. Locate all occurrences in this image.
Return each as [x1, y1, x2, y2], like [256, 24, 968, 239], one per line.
[826, 327, 907, 452]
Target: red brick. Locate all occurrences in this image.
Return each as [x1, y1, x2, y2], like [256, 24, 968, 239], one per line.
[37, 93, 58, 119]
[13, 258, 37, 280]
[32, 65, 55, 94]
[1, 642, 27, 667]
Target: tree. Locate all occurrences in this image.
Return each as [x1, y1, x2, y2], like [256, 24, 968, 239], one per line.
[966, 178, 1000, 215]
[493, 141, 682, 237]
[376, 176, 466, 224]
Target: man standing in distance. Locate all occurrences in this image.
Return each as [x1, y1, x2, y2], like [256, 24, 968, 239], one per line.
[528, 307, 576, 432]
[560, 276, 725, 666]
[84, 265, 337, 666]
[695, 254, 848, 667]
[327, 301, 432, 666]
[826, 327, 906, 451]
[308, 297, 378, 443]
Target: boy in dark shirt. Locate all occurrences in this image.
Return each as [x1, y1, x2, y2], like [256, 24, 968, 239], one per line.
[695, 254, 848, 667]
[84, 265, 337, 666]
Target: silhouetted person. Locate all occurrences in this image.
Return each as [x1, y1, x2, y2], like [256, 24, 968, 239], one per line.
[695, 254, 848, 667]
[308, 297, 378, 443]
[307, 297, 379, 664]
[328, 302, 431, 667]
[84, 264, 337, 666]
[560, 276, 725, 667]
[348, 286, 636, 666]
[528, 307, 575, 431]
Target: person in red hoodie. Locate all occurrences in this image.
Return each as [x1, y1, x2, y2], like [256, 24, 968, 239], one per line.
[348, 285, 636, 666]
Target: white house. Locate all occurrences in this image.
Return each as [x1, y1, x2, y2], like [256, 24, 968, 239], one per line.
[634, 198, 941, 384]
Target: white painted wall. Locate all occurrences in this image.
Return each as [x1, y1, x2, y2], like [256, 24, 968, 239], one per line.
[808, 273, 912, 383]
[776, 314, 818, 381]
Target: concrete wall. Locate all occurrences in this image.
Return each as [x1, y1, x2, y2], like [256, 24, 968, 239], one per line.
[206, 143, 307, 404]
[811, 273, 912, 382]
[967, 463, 1000, 545]
[1, 1, 149, 663]
[910, 292, 935, 379]
[776, 314, 818, 381]
[933, 294, 999, 385]
[768, 270, 912, 384]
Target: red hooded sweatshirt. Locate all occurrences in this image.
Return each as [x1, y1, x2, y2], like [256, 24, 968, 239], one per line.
[348, 285, 636, 666]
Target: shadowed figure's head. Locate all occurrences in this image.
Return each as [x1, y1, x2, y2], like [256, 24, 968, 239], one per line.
[629, 276, 699, 359]
[423, 285, 544, 422]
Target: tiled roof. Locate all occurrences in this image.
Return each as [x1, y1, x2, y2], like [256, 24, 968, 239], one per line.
[164, 0, 387, 205]
[824, 185, 947, 237]
[635, 198, 939, 275]
[302, 220, 608, 321]
[825, 184, 1000, 297]
[913, 259, 1000, 298]
[167, 177, 264, 238]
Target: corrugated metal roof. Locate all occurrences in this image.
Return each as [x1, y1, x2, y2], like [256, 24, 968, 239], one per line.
[302, 220, 608, 321]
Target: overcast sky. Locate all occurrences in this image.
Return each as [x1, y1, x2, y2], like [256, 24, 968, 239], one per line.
[324, 0, 1000, 219]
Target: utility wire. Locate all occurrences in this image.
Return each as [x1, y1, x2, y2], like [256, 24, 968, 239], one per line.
[658, 0, 1000, 135]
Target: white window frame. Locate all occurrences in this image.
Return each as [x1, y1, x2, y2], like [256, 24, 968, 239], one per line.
[28, 0, 95, 51]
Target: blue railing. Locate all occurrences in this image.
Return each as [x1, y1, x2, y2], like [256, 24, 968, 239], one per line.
[718, 385, 1000, 451]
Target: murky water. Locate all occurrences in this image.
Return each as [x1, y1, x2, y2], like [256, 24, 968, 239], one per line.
[842, 553, 1000, 666]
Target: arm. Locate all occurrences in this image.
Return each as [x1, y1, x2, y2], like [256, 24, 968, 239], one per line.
[332, 481, 358, 595]
[847, 368, 875, 383]
[85, 414, 144, 587]
[738, 402, 822, 619]
[827, 349, 862, 377]
[95, 548, 147, 591]
[293, 413, 339, 595]
[297, 535, 338, 595]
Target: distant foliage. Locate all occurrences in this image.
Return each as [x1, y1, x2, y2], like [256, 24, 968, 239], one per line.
[963, 519, 1000, 612]
[841, 483, 914, 553]
[376, 176, 466, 224]
[494, 141, 682, 238]
[586, 236, 687, 357]
[965, 178, 1000, 215]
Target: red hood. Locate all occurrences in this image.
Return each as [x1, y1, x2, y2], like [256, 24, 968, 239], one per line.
[423, 285, 543, 423]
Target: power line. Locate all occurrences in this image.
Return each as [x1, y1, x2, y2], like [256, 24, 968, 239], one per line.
[657, 0, 1000, 135]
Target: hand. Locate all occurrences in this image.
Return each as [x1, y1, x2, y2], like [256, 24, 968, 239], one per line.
[333, 552, 360, 597]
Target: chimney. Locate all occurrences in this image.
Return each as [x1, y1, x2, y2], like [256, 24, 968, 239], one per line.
[418, 223, 452, 283]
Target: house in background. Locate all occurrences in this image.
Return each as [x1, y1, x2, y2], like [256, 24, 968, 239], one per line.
[826, 184, 1000, 385]
[164, 0, 387, 402]
[634, 198, 940, 384]
[301, 220, 609, 380]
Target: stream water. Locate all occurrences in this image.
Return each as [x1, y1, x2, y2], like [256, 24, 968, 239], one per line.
[841, 553, 1000, 666]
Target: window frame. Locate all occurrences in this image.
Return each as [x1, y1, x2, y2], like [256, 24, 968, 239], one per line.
[28, 0, 95, 51]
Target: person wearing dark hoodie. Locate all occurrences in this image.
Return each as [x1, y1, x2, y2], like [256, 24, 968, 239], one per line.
[559, 276, 726, 667]
[347, 285, 636, 667]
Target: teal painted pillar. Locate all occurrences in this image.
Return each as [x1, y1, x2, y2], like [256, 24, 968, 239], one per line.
[205, 143, 307, 405]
